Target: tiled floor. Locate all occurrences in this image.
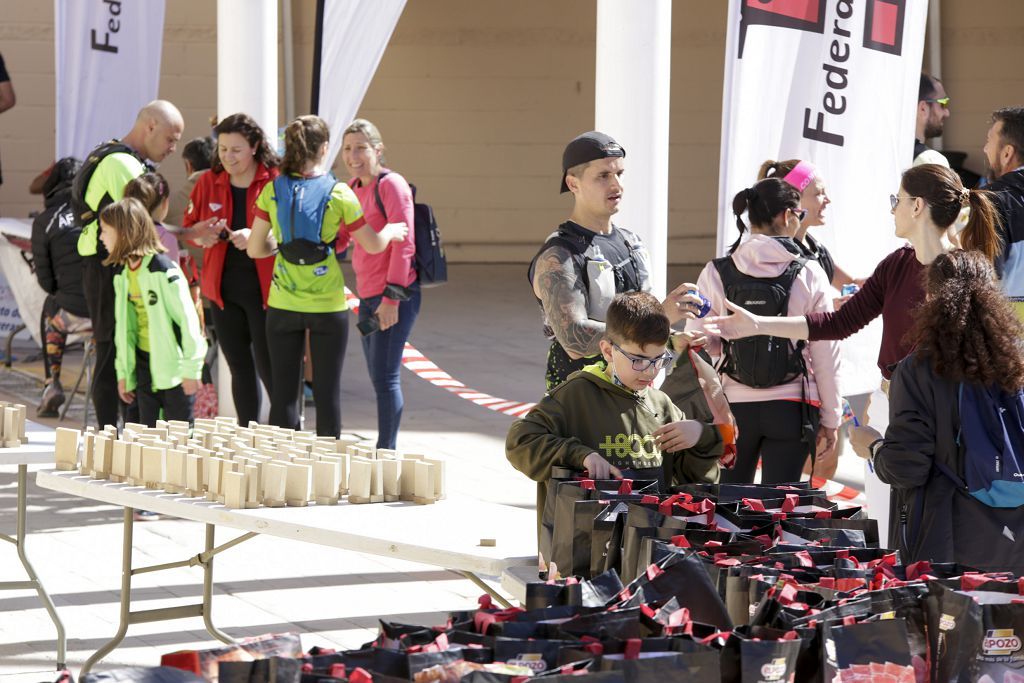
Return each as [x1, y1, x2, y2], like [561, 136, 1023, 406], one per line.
[0, 264, 867, 679]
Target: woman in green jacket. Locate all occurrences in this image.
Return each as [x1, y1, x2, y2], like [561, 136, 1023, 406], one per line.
[100, 198, 207, 425]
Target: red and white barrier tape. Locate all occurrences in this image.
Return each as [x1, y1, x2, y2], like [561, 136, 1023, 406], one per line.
[345, 289, 865, 505]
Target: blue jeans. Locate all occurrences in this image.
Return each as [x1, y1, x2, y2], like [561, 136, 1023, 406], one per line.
[358, 286, 421, 449]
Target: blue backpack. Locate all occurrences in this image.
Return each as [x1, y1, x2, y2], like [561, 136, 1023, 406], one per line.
[273, 173, 337, 265]
[938, 382, 1024, 508]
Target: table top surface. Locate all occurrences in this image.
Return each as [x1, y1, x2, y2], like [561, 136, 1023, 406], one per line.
[36, 469, 538, 577]
[0, 420, 57, 465]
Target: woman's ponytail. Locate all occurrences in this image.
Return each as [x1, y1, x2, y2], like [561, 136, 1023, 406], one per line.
[730, 187, 752, 254]
[960, 188, 1004, 266]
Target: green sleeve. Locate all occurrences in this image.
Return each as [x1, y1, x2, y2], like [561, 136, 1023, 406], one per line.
[112, 272, 136, 390]
[87, 153, 145, 212]
[330, 183, 365, 230]
[505, 394, 592, 482]
[161, 268, 207, 380]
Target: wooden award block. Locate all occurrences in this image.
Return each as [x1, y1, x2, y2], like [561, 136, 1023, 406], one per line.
[402, 452, 425, 461]
[381, 458, 401, 502]
[313, 460, 340, 505]
[165, 449, 188, 493]
[16, 404, 26, 442]
[110, 440, 129, 482]
[206, 457, 225, 502]
[348, 458, 372, 503]
[376, 448, 399, 460]
[54, 427, 81, 471]
[223, 470, 246, 509]
[79, 431, 95, 475]
[3, 407, 21, 448]
[367, 459, 384, 503]
[245, 464, 261, 508]
[399, 459, 418, 501]
[141, 445, 166, 489]
[180, 453, 199, 496]
[127, 442, 144, 486]
[285, 461, 312, 507]
[424, 458, 447, 500]
[262, 462, 288, 507]
[92, 435, 113, 479]
[413, 461, 436, 505]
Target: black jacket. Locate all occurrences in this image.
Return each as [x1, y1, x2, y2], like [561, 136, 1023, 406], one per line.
[31, 185, 88, 318]
[874, 352, 1024, 572]
[989, 168, 1024, 292]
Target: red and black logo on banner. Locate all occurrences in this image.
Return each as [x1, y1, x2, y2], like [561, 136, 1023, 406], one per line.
[738, 0, 906, 58]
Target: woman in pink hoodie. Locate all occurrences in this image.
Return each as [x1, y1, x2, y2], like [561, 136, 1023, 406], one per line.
[688, 177, 841, 484]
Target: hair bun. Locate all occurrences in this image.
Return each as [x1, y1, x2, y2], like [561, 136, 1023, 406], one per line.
[745, 187, 758, 202]
[960, 187, 971, 206]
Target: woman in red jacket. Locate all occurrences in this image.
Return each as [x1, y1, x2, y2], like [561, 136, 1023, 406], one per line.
[184, 113, 279, 425]
[342, 119, 419, 450]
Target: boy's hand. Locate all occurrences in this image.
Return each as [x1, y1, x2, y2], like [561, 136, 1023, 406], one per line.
[118, 379, 135, 404]
[181, 378, 199, 396]
[582, 452, 622, 479]
[653, 420, 704, 452]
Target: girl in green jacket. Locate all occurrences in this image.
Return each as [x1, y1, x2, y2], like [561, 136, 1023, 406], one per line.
[100, 198, 207, 426]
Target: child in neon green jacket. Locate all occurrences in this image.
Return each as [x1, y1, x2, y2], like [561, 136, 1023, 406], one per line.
[100, 198, 207, 426]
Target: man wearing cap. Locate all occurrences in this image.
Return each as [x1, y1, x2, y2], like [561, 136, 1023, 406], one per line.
[528, 131, 697, 389]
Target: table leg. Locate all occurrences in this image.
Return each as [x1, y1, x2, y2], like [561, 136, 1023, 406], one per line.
[201, 523, 233, 645]
[80, 507, 135, 675]
[12, 464, 67, 669]
[458, 570, 513, 608]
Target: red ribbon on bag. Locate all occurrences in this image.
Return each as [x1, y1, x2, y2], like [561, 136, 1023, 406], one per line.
[618, 479, 634, 494]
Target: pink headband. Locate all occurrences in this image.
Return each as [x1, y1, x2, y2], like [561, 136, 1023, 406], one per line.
[782, 160, 817, 192]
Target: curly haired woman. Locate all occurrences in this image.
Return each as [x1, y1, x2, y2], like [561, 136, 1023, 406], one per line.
[851, 250, 1024, 572]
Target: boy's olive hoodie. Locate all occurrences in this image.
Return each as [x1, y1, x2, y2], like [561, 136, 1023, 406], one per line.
[506, 361, 721, 530]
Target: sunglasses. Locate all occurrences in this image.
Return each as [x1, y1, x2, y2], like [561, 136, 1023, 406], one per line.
[924, 97, 950, 109]
[788, 207, 808, 222]
[612, 342, 673, 372]
[889, 194, 919, 210]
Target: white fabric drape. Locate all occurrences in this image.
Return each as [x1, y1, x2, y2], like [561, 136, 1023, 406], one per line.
[55, 0, 166, 160]
[315, 0, 406, 168]
[717, 0, 928, 395]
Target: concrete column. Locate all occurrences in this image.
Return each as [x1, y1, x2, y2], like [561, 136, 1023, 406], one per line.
[215, 0, 279, 420]
[594, 0, 672, 297]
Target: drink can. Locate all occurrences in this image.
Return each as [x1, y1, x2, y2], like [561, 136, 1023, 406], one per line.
[841, 283, 860, 297]
[689, 290, 712, 318]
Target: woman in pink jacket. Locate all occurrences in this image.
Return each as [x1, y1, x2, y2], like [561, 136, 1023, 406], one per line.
[688, 177, 841, 484]
[342, 119, 419, 450]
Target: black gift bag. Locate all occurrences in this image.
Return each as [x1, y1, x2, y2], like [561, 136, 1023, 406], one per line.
[620, 552, 732, 630]
[219, 658, 302, 683]
[822, 617, 917, 683]
[719, 627, 801, 683]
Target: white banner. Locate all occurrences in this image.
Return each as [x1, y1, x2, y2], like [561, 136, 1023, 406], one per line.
[55, 0, 166, 161]
[312, 0, 406, 169]
[718, 0, 928, 395]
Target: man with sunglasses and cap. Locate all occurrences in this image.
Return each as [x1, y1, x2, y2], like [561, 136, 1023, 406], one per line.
[913, 73, 952, 168]
[528, 131, 701, 390]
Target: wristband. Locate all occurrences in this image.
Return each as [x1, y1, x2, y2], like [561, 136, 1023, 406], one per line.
[383, 283, 412, 301]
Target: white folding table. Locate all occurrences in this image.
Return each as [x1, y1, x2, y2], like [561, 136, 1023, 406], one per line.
[0, 420, 66, 669]
[36, 469, 537, 673]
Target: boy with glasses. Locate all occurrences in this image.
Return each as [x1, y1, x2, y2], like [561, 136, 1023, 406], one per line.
[507, 291, 722, 535]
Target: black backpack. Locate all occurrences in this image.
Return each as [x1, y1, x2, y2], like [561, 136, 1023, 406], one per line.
[70, 140, 141, 227]
[712, 253, 809, 388]
[374, 171, 447, 287]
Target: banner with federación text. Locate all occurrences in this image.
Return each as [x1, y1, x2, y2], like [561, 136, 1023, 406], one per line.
[55, 0, 166, 161]
[717, 0, 928, 395]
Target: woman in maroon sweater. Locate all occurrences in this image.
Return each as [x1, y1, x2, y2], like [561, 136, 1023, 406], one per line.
[703, 164, 1002, 380]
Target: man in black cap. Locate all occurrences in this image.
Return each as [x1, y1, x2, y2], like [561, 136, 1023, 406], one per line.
[528, 131, 698, 389]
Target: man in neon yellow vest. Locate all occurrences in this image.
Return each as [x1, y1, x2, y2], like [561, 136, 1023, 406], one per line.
[77, 100, 184, 429]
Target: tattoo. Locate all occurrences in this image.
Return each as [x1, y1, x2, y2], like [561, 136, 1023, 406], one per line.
[534, 245, 604, 357]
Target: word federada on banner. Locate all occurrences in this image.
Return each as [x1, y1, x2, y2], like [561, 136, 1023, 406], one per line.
[737, 0, 910, 148]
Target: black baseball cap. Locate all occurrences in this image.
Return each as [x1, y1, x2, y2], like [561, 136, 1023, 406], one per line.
[559, 131, 626, 193]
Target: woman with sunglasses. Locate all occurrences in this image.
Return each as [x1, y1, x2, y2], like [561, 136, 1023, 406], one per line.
[688, 177, 842, 484]
[702, 164, 1002, 388]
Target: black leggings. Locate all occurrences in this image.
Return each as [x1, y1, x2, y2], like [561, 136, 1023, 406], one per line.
[265, 307, 348, 437]
[723, 400, 819, 485]
[83, 255, 127, 429]
[209, 288, 273, 425]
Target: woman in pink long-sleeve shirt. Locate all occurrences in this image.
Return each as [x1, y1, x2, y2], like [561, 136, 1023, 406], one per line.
[687, 177, 842, 485]
[342, 119, 420, 450]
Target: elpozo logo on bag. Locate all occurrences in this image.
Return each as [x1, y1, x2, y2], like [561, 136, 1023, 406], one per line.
[982, 629, 1022, 657]
[506, 654, 546, 672]
[737, 0, 908, 147]
[939, 613, 956, 631]
[759, 657, 788, 681]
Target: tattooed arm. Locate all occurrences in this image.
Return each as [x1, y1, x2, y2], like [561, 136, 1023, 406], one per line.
[532, 244, 604, 359]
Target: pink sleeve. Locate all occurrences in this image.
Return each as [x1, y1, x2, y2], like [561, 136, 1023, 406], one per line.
[378, 174, 417, 305]
[799, 265, 843, 429]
